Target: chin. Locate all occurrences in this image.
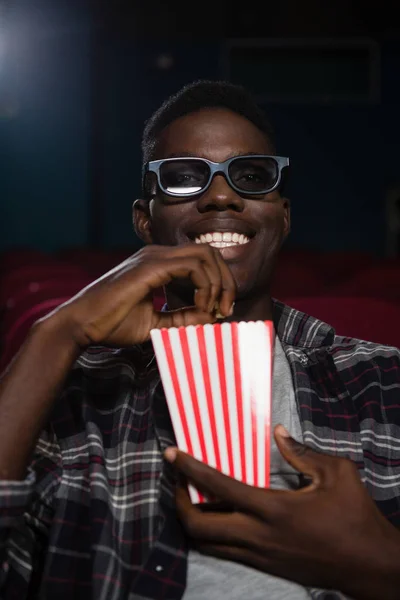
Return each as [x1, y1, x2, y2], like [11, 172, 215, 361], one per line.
[233, 279, 261, 300]
[232, 267, 272, 301]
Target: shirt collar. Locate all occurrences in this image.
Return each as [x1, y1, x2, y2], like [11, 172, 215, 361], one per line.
[272, 298, 334, 349]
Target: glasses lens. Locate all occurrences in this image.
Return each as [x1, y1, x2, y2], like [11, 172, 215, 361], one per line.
[229, 157, 279, 193]
[160, 159, 210, 195]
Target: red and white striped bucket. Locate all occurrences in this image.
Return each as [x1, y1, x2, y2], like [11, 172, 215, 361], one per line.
[151, 321, 274, 503]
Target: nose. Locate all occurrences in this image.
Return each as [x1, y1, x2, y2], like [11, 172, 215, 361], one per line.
[196, 173, 245, 213]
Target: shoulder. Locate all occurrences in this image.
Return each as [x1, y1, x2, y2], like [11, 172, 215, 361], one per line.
[329, 336, 400, 398]
[330, 335, 400, 367]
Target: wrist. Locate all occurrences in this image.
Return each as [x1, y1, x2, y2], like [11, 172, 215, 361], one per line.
[35, 298, 93, 350]
[31, 307, 85, 358]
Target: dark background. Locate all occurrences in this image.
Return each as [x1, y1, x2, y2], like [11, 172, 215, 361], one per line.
[1, 0, 400, 255]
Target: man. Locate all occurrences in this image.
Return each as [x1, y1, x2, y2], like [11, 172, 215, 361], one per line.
[0, 80, 399, 600]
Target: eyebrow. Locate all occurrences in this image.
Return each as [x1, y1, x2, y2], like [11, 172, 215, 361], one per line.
[164, 151, 270, 160]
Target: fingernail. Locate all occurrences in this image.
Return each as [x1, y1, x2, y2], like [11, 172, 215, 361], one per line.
[277, 424, 290, 438]
[164, 447, 178, 462]
[229, 302, 235, 316]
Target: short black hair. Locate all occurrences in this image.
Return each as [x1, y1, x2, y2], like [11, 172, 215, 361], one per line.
[141, 80, 276, 170]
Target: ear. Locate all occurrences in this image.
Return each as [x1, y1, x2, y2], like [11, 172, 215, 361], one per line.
[133, 198, 153, 244]
[282, 196, 291, 239]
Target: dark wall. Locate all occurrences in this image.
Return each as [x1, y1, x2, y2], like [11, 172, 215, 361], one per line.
[0, 0, 91, 252]
[97, 40, 400, 254]
[93, 39, 222, 249]
[2, 1, 400, 254]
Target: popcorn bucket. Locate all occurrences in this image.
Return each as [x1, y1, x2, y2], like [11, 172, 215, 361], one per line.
[151, 321, 274, 503]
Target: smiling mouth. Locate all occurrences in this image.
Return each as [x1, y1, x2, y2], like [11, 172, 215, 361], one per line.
[193, 231, 251, 248]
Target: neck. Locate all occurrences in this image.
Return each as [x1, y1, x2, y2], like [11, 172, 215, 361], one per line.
[165, 287, 274, 323]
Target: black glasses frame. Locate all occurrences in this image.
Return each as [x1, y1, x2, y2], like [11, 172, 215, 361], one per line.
[144, 155, 290, 198]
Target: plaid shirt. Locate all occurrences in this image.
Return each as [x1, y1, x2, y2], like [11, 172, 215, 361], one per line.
[1, 300, 400, 600]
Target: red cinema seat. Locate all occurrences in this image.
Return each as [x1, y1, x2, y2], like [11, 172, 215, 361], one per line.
[284, 296, 400, 347]
[57, 248, 133, 279]
[0, 272, 93, 371]
[271, 262, 327, 298]
[333, 266, 400, 300]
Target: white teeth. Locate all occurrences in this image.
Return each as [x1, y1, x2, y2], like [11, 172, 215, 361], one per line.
[210, 242, 231, 248]
[194, 231, 250, 247]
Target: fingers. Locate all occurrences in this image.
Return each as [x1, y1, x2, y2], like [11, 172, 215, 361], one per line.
[206, 248, 236, 317]
[156, 306, 217, 329]
[274, 425, 336, 488]
[176, 486, 264, 548]
[162, 244, 236, 317]
[165, 448, 281, 518]
[117, 244, 236, 322]
[162, 255, 217, 313]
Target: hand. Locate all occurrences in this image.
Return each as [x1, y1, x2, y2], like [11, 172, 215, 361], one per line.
[43, 244, 236, 348]
[165, 426, 400, 600]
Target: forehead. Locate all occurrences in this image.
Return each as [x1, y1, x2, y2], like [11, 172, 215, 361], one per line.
[154, 107, 273, 163]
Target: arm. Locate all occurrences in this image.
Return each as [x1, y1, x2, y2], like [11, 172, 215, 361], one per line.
[0, 244, 234, 596]
[0, 316, 80, 480]
[0, 245, 235, 600]
[0, 243, 234, 482]
[0, 318, 79, 597]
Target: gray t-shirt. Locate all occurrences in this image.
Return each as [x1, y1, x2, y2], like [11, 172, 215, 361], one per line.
[184, 337, 312, 599]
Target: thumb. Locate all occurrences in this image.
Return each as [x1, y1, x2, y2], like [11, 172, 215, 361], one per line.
[154, 306, 217, 329]
[274, 424, 329, 485]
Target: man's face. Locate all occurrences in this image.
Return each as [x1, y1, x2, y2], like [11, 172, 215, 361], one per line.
[135, 107, 290, 299]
